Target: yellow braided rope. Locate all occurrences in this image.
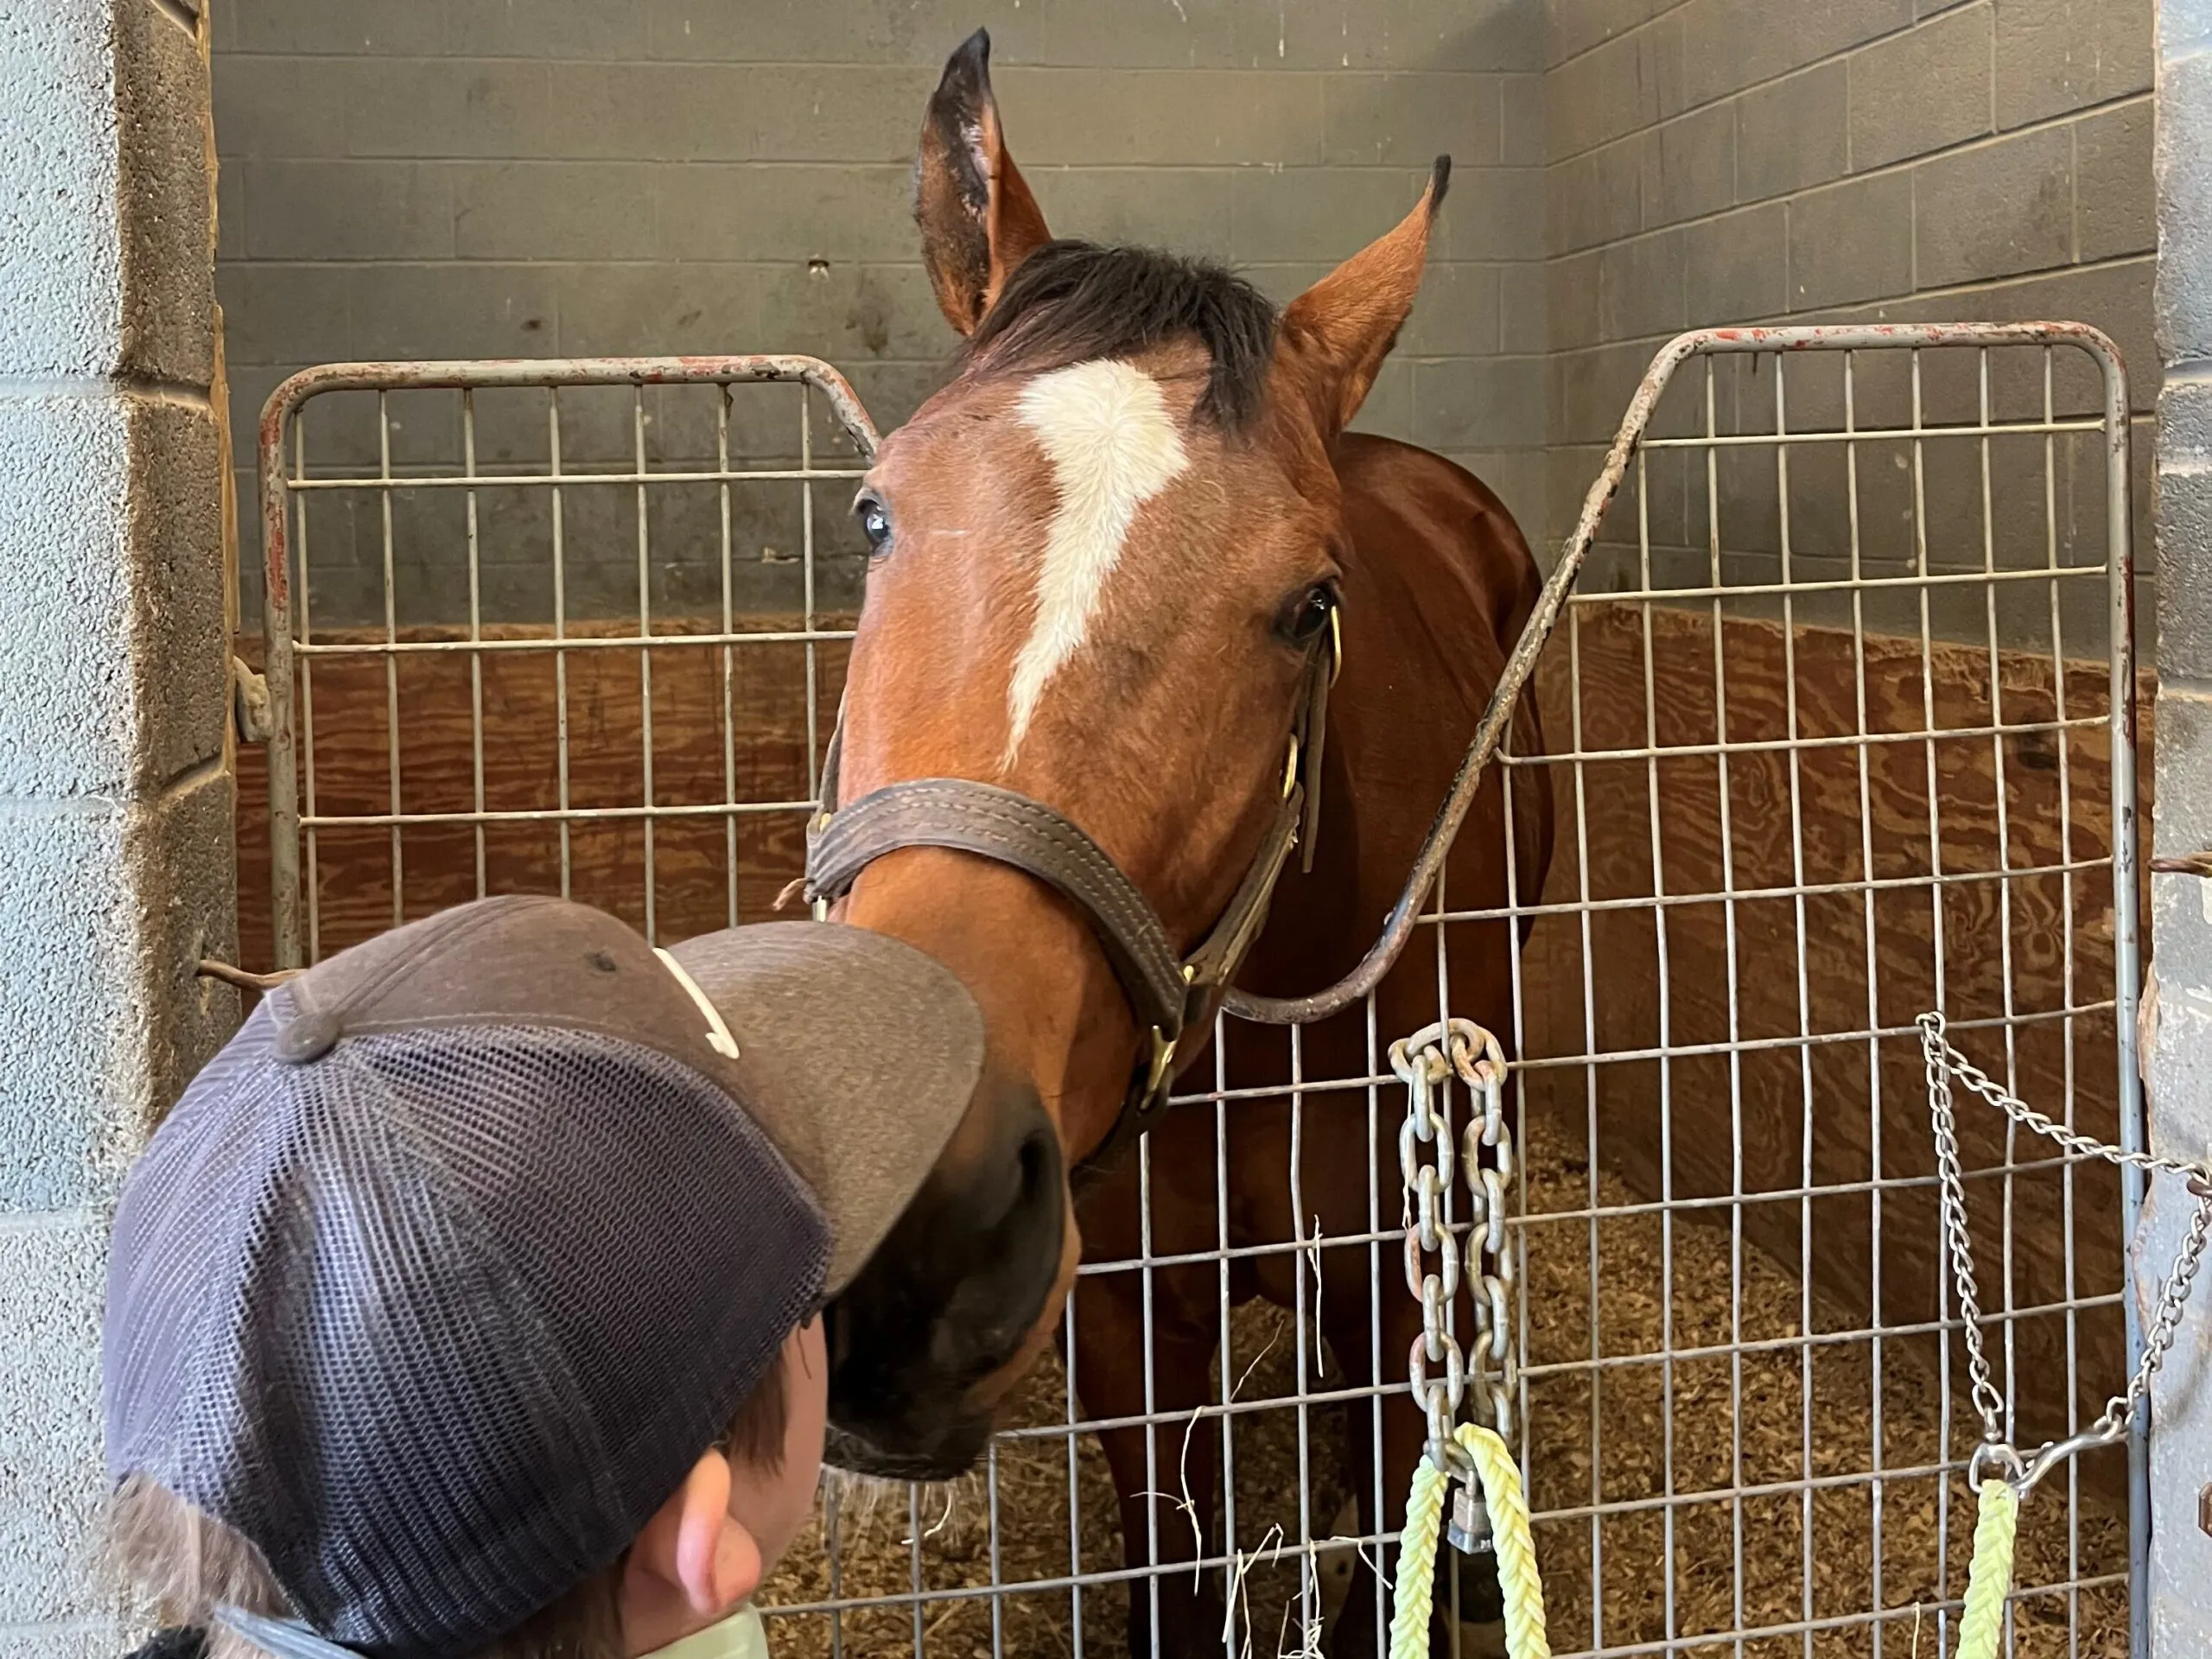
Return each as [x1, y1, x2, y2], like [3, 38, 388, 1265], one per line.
[1954, 1478, 2018, 1659]
[1387, 1452, 1449, 1659]
[1389, 1423, 1550, 1659]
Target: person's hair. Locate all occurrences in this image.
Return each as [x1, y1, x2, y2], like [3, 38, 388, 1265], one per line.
[717, 1336, 788, 1472]
[106, 1359, 793, 1659]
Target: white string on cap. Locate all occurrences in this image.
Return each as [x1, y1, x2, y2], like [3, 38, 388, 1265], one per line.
[653, 949, 741, 1061]
[213, 1605, 365, 1658]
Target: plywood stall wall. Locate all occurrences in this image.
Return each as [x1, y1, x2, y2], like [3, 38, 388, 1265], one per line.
[234, 621, 853, 968]
[1516, 601, 2150, 1514]
[236, 595, 2148, 1514]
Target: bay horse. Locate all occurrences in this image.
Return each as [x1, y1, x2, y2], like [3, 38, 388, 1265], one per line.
[816, 31, 1554, 1659]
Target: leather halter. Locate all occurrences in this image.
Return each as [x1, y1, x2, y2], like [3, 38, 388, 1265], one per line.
[804, 615, 1338, 1176]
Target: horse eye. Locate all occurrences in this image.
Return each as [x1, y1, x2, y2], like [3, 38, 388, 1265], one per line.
[855, 498, 893, 555]
[1284, 583, 1338, 644]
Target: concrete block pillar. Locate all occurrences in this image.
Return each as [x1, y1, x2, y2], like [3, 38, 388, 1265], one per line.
[2147, 3, 2212, 1655]
[0, 0, 236, 1648]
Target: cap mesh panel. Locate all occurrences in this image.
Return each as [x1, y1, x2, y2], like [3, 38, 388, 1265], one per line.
[106, 1017, 826, 1659]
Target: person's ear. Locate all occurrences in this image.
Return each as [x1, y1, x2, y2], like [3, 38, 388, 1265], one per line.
[624, 1451, 764, 1633]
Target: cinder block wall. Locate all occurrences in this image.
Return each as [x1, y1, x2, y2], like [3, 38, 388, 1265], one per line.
[1541, 0, 2157, 645]
[2147, 0, 2212, 1638]
[0, 1, 237, 1649]
[213, 0, 1548, 630]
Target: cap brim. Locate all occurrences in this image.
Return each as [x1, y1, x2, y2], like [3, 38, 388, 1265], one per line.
[666, 922, 985, 1294]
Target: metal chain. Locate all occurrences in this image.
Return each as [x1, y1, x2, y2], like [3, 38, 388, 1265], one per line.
[1923, 1019, 2010, 1440]
[1459, 1024, 1516, 1452]
[1391, 1019, 1517, 1517]
[1919, 1010, 2212, 1492]
[1394, 1023, 1465, 1478]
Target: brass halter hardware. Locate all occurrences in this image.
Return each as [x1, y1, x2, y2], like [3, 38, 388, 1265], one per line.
[1144, 1027, 1178, 1100]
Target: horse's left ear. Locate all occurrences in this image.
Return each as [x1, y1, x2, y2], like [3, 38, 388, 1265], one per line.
[914, 29, 1054, 336]
[1275, 157, 1450, 438]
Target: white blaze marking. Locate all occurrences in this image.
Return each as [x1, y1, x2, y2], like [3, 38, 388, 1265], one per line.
[1005, 359, 1189, 764]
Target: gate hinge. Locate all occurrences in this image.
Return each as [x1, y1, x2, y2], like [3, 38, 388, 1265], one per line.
[232, 656, 274, 745]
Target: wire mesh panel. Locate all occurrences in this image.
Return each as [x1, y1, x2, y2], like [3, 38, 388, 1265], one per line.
[251, 357, 878, 969]
[252, 324, 2142, 1659]
[1493, 325, 2142, 1659]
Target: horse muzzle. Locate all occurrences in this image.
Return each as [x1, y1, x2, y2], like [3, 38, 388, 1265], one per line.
[822, 1067, 1068, 1479]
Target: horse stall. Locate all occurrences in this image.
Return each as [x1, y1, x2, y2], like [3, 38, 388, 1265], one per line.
[232, 321, 2142, 1659]
[212, 4, 2161, 1656]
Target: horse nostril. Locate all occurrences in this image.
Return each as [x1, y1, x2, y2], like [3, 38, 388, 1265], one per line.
[968, 1076, 1058, 1225]
[1001, 1110, 1065, 1230]
[1018, 1127, 1054, 1205]
[973, 1122, 1058, 1233]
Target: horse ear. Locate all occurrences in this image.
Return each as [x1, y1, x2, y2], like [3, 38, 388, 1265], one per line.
[914, 29, 1053, 337]
[1275, 157, 1451, 438]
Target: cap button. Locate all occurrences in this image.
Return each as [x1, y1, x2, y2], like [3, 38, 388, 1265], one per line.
[272, 1011, 341, 1065]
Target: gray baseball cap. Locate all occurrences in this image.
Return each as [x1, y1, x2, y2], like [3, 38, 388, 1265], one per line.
[103, 895, 985, 1659]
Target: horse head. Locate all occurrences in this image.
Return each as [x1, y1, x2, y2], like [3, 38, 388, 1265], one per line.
[819, 27, 1447, 1478]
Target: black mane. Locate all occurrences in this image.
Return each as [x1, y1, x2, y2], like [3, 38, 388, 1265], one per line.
[959, 241, 1280, 433]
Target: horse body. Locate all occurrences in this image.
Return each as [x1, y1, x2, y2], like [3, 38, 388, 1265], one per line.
[1071, 436, 1553, 1659]
[817, 29, 1555, 1655]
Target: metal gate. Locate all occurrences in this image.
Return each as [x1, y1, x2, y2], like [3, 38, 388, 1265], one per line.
[250, 321, 2143, 1658]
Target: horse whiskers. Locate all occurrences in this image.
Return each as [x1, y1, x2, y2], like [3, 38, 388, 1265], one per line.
[812, 1467, 869, 1541]
[816, 1465, 895, 1520]
[919, 1483, 959, 1541]
[882, 1480, 961, 1546]
[816, 1464, 979, 1541]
